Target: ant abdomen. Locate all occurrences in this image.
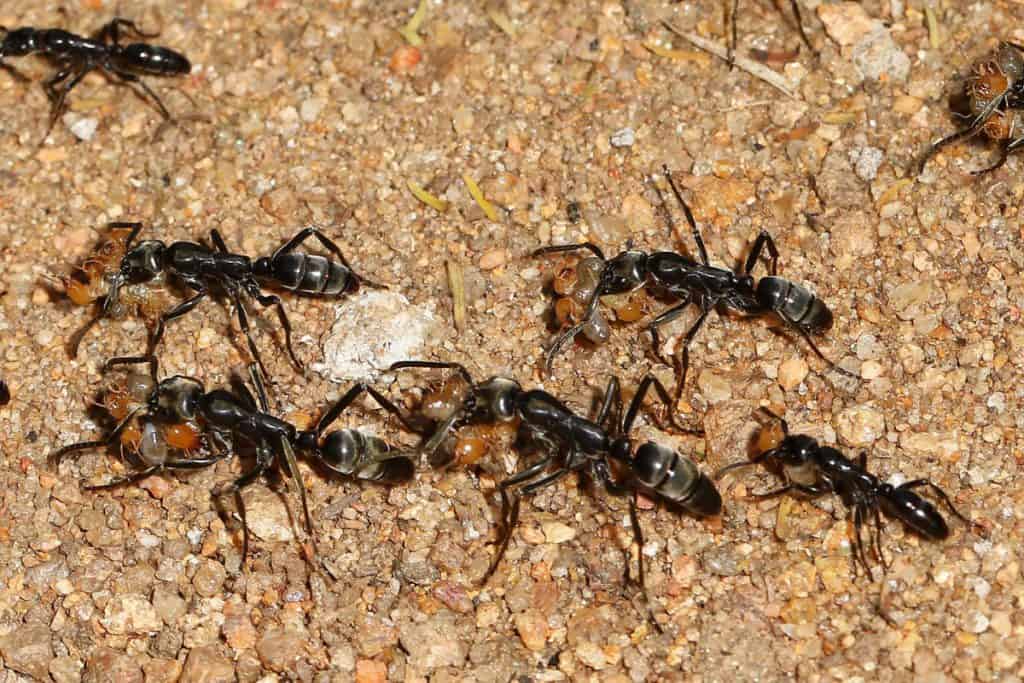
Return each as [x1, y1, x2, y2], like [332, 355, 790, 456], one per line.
[114, 44, 191, 76]
[879, 484, 950, 540]
[756, 276, 833, 333]
[255, 254, 354, 296]
[319, 430, 414, 483]
[632, 442, 722, 516]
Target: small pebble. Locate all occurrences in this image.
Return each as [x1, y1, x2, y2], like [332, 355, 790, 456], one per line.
[542, 521, 576, 544]
[478, 248, 506, 270]
[68, 117, 99, 141]
[609, 127, 635, 148]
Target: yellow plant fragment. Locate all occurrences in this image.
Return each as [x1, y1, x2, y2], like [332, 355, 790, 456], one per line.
[462, 174, 499, 221]
[924, 6, 940, 50]
[446, 260, 467, 331]
[398, 0, 428, 47]
[487, 7, 515, 37]
[822, 112, 858, 125]
[643, 42, 709, 66]
[407, 180, 449, 212]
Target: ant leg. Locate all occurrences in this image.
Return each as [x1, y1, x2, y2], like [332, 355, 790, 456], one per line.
[279, 436, 317, 561]
[106, 68, 173, 121]
[647, 296, 693, 366]
[249, 289, 303, 372]
[148, 290, 208, 357]
[85, 456, 221, 490]
[852, 503, 875, 581]
[971, 135, 1024, 176]
[223, 286, 270, 382]
[84, 465, 160, 490]
[483, 488, 520, 583]
[871, 504, 889, 571]
[313, 382, 432, 441]
[66, 306, 107, 359]
[672, 303, 713, 401]
[274, 227, 384, 289]
[102, 354, 159, 378]
[235, 489, 249, 565]
[594, 376, 621, 429]
[519, 466, 573, 495]
[792, 325, 859, 380]
[787, 0, 816, 57]
[362, 385, 433, 434]
[743, 231, 780, 277]
[898, 479, 978, 529]
[107, 222, 145, 250]
[389, 360, 475, 386]
[532, 243, 607, 260]
[727, 0, 739, 69]
[663, 165, 709, 265]
[623, 372, 702, 437]
[42, 64, 89, 140]
[95, 18, 160, 44]
[210, 229, 230, 252]
[49, 408, 144, 465]
[916, 94, 1003, 175]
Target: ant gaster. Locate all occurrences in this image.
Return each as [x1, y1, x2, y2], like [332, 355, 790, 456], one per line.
[67, 222, 378, 378]
[534, 166, 853, 397]
[52, 356, 417, 563]
[717, 408, 981, 579]
[0, 19, 191, 138]
[918, 42, 1024, 175]
[389, 361, 720, 587]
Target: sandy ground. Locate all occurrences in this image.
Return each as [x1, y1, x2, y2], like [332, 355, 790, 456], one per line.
[0, 0, 1022, 681]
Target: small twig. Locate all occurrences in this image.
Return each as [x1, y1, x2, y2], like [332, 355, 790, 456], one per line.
[661, 21, 801, 100]
[446, 260, 467, 331]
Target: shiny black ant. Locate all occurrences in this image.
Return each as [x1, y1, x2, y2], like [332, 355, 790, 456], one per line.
[0, 379, 9, 406]
[0, 19, 191, 138]
[389, 361, 720, 589]
[918, 42, 1024, 176]
[534, 166, 854, 397]
[67, 222, 378, 378]
[52, 356, 418, 562]
[716, 408, 981, 580]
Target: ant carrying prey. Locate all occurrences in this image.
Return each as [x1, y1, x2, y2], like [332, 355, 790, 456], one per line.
[64, 222, 378, 378]
[918, 42, 1024, 176]
[389, 361, 719, 591]
[534, 166, 854, 397]
[0, 19, 191, 139]
[716, 409, 981, 580]
[53, 355, 419, 564]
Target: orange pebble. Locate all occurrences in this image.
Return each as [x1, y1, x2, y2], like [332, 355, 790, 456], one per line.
[389, 45, 421, 73]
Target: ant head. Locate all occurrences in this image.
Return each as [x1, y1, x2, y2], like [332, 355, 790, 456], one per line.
[470, 377, 521, 423]
[120, 240, 166, 284]
[0, 28, 38, 57]
[754, 407, 812, 466]
[602, 250, 648, 294]
[153, 376, 204, 422]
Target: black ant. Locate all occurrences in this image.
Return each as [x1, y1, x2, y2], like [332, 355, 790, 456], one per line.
[388, 361, 720, 589]
[0, 379, 10, 406]
[534, 166, 854, 398]
[52, 356, 418, 563]
[716, 408, 981, 580]
[0, 19, 191, 138]
[918, 42, 1024, 175]
[66, 222, 379, 378]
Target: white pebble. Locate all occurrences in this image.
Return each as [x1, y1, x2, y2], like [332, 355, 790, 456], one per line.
[69, 117, 99, 141]
[609, 127, 635, 148]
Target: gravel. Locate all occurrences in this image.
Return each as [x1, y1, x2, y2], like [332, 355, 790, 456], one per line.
[0, 0, 1020, 680]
